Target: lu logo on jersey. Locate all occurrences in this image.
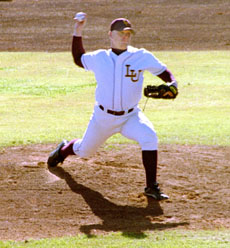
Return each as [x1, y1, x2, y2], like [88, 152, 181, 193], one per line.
[125, 65, 142, 82]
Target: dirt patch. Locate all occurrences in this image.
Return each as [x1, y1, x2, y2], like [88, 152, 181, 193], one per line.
[1, 0, 230, 51]
[0, 143, 229, 240]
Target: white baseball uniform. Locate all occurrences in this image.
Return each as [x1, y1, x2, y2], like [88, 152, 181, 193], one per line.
[73, 45, 167, 157]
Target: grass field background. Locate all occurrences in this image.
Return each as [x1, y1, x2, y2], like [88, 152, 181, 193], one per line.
[0, 51, 230, 147]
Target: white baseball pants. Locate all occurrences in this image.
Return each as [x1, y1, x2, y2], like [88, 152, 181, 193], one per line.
[73, 105, 158, 158]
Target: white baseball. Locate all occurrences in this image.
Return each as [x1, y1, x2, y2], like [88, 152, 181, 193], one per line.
[74, 12, 86, 22]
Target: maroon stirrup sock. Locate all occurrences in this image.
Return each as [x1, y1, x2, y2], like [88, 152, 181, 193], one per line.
[60, 139, 78, 159]
[142, 150, 158, 188]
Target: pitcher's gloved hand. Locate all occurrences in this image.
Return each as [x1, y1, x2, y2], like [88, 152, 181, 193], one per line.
[144, 81, 178, 99]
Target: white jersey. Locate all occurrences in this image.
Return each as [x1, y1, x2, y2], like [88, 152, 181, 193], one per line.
[81, 46, 166, 111]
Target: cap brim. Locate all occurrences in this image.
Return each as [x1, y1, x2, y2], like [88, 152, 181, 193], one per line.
[122, 27, 135, 34]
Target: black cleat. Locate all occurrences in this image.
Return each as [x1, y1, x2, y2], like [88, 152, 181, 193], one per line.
[47, 140, 68, 167]
[144, 183, 169, 201]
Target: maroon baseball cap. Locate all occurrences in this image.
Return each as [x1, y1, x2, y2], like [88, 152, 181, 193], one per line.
[110, 18, 135, 34]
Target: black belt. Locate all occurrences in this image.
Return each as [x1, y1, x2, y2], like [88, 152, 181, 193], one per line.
[99, 105, 134, 116]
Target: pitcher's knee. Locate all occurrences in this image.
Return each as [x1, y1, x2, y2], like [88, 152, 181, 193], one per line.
[73, 139, 96, 158]
[140, 132, 158, 151]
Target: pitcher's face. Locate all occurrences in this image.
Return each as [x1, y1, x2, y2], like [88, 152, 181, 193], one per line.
[109, 30, 132, 50]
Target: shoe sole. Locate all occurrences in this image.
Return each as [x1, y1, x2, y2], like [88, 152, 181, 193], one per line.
[144, 192, 169, 201]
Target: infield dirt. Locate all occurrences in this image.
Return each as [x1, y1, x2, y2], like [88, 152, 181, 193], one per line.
[1, 0, 230, 51]
[0, 0, 230, 241]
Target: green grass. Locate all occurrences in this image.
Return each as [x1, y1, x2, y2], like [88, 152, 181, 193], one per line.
[0, 230, 229, 248]
[1, 51, 229, 147]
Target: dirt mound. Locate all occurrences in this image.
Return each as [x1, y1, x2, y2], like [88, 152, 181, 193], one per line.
[0, 143, 229, 240]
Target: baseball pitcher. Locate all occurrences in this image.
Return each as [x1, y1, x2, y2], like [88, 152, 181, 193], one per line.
[47, 13, 178, 200]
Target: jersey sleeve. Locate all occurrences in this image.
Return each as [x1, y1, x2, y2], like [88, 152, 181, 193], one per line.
[81, 50, 102, 71]
[142, 49, 167, 76]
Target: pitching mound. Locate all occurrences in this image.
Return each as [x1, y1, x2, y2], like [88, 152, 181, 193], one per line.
[0, 143, 229, 240]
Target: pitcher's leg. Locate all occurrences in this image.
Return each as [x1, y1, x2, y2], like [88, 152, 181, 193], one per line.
[142, 150, 157, 187]
[121, 110, 169, 200]
[47, 111, 114, 167]
[72, 115, 114, 158]
[60, 139, 78, 158]
[121, 110, 158, 150]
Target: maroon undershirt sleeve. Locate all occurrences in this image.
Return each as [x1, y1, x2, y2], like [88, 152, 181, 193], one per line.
[157, 69, 175, 83]
[72, 36, 85, 68]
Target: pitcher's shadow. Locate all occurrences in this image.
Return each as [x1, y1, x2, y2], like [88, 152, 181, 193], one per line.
[48, 166, 188, 238]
